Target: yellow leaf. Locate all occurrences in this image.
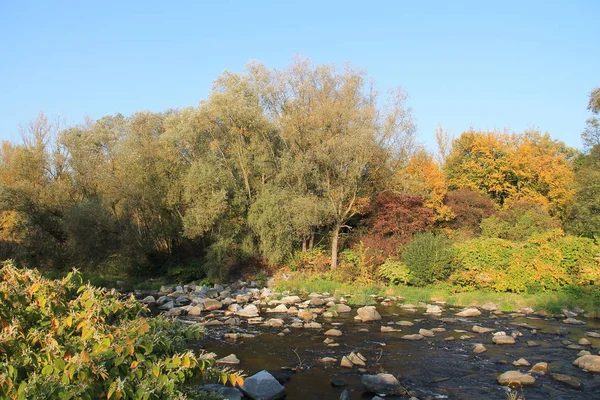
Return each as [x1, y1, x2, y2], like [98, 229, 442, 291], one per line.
[152, 365, 160, 378]
[29, 282, 40, 295]
[64, 316, 73, 328]
[130, 361, 139, 369]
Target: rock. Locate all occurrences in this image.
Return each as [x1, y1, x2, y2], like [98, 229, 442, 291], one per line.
[472, 325, 495, 334]
[187, 305, 203, 316]
[159, 301, 175, 310]
[425, 304, 442, 314]
[348, 352, 366, 366]
[586, 331, 600, 338]
[228, 304, 242, 313]
[203, 299, 223, 311]
[323, 337, 335, 344]
[265, 318, 284, 327]
[401, 334, 424, 341]
[473, 344, 487, 354]
[481, 302, 498, 311]
[497, 371, 536, 386]
[224, 317, 241, 326]
[396, 321, 414, 326]
[527, 341, 540, 347]
[336, 304, 352, 313]
[419, 328, 434, 337]
[281, 295, 302, 305]
[572, 355, 600, 372]
[577, 350, 591, 357]
[325, 329, 343, 337]
[267, 304, 288, 313]
[309, 297, 324, 306]
[579, 338, 592, 346]
[216, 354, 240, 365]
[202, 384, 244, 400]
[304, 322, 322, 329]
[529, 362, 548, 374]
[298, 310, 314, 322]
[141, 295, 156, 304]
[237, 304, 259, 318]
[204, 319, 223, 326]
[459, 335, 473, 340]
[241, 370, 285, 400]
[456, 308, 481, 317]
[361, 373, 404, 395]
[381, 326, 399, 333]
[563, 317, 586, 325]
[551, 374, 583, 390]
[341, 356, 353, 368]
[493, 335, 515, 345]
[319, 357, 337, 363]
[556, 327, 570, 336]
[331, 379, 347, 387]
[512, 358, 530, 367]
[357, 306, 381, 322]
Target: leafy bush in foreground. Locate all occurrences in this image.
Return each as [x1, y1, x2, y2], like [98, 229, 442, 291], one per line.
[0, 261, 242, 400]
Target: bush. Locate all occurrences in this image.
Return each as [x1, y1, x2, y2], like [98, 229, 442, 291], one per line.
[0, 261, 242, 400]
[286, 248, 330, 272]
[401, 232, 453, 286]
[451, 230, 600, 293]
[443, 188, 496, 236]
[377, 258, 411, 285]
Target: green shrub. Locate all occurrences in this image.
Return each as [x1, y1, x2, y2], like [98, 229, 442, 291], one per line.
[0, 261, 242, 400]
[377, 258, 411, 285]
[451, 229, 600, 293]
[401, 232, 453, 286]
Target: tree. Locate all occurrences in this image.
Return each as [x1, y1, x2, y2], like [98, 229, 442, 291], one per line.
[444, 130, 575, 215]
[582, 87, 600, 151]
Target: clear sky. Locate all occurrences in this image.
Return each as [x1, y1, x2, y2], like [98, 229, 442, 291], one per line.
[1, 0, 598, 150]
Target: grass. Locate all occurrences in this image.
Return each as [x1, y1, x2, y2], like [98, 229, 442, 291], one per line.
[275, 271, 600, 316]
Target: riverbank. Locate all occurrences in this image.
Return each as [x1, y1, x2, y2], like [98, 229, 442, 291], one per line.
[274, 272, 600, 319]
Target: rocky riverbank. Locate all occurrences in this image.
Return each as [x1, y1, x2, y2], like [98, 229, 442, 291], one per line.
[137, 281, 600, 399]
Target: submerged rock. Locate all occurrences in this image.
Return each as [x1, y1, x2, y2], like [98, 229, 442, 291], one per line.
[473, 344, 487, 354]
[361, 373, 404, 395]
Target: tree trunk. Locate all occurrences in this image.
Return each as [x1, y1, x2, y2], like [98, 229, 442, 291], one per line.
[302, 237, 307, 252]
[309, 232, 314, 250]
[331, 224, 341, 269]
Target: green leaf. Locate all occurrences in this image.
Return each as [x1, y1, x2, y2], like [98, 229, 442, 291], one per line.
[41, 365, 53, 376]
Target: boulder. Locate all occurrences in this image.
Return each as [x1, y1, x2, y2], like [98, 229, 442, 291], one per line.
[512, 358, 530, 367]
[203, 299, 223, 311]
[529, 362, 548, 374]
[481, 302, 498, 311]
[241, 370, 285, 400]
[456, 308, 481, 317]
[357, 306, 381, 322]
[336, 304, 352, 313]
[281, 295, 302, 305]
[401, 334, 424, 341]
[140, 295, 156, 304]
[216, 354, 240, 365]
[265, 318, 284, 327]
[473, 344, 487, 354]
[361, 373, 404, 395]
[309, 297, 325, 306]
[267, 304, 288, 313]
[419, 328, 434, 337]
[563, 317, 585, 325]
[325, 329, 343, 337]
[425, 304, 442, 314]
[237, 304, 259, 318]
[551, 374, 583, 390]
[493, 335, 515, 345]
[497, 371, 536, 386]
[341, 356, 353, 368]
[339, 389, 351, 400]
[572, 355, 600, 373]
[472, 325, 494, 334]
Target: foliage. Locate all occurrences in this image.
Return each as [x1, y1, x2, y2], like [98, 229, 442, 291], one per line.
[286, 248, 331, 272]
[451, 230, 600, 293]
[362, 192, 435, 259]
[444, 130, 575, 214]
[400, 232, 454, 286]
[443, 188, 496, 236]
[480, 200, 561, 241]
[377, 257, 411, 285]
[0, 262, 242, 400]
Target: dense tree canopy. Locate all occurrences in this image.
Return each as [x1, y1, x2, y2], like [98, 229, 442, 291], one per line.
[0, 60, 597, 288]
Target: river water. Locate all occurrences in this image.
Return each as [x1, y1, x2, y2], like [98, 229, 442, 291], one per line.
[187, 303, 600, 400]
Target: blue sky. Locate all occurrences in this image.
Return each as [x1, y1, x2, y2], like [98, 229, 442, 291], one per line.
[1, 0, 598, 150]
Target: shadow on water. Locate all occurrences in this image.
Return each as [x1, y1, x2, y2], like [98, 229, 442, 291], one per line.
[183, 304, 600, 400]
